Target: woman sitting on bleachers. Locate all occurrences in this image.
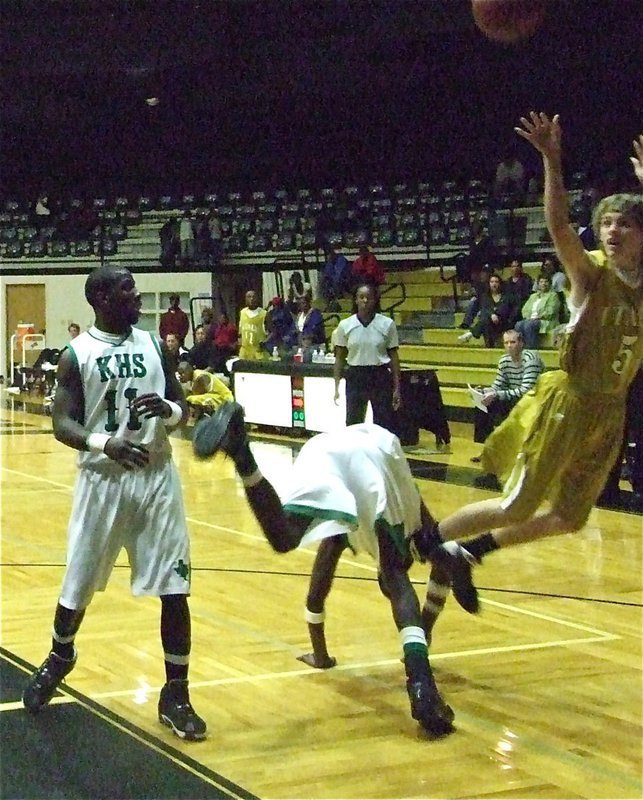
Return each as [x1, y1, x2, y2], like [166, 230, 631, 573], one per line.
[515, 274, 561, 349]
[458, 273, 514, 348]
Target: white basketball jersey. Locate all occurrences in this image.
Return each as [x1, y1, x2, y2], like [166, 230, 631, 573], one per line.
[69, 326, 172, 467]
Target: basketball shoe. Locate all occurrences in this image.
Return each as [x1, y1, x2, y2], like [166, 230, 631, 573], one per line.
[411, 534, 480, 614]
[23, 649, 77, 712]
[193, 401, 247, 461]
[407, 677, 455, 737]
[158, 679, 207, 741]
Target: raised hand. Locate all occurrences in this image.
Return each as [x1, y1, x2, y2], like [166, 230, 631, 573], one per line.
[515, 112, 562, 160]
[630, 134, 643, 185]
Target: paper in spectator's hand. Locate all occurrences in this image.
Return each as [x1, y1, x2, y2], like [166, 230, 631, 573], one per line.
[468, 384, 489, 413]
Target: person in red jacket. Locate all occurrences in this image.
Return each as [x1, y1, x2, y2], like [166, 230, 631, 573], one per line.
[211, 311, 239, 373]
[159, 295, 190, 346]
[351, 245, 385, 287]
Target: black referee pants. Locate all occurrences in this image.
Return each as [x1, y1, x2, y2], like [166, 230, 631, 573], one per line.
[345, 365, 393, 432]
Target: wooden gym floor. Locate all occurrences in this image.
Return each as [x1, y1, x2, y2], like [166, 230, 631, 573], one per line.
[1, 395, 641, 799]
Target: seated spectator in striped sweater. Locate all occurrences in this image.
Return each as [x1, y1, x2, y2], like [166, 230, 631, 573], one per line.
[471, 329, 544, 462]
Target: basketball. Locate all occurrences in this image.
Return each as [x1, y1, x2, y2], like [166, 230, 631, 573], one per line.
[472, 0, 546, 44]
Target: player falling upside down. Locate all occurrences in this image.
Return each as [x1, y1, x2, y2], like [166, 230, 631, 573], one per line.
[193, 416, 479, 737]
[418, 117, 643, 634]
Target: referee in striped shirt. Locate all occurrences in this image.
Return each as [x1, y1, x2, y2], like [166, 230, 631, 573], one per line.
[471, 329, 544, 460]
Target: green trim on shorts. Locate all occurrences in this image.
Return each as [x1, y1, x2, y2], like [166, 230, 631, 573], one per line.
[282, 504, 358, 525]
[375, 515, 411, 560]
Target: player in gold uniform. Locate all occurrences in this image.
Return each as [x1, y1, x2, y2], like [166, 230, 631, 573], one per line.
[238, 290, 267, 359]
[414, 118, 642, 631]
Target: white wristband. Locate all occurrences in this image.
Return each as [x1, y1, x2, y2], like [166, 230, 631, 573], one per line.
[304, 608, 325, 624]
[86, 433, 111, 453]
[163, 400, 183, 427]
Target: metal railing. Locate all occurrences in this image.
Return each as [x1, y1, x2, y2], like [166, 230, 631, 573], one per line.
[380, 281, 407, 317]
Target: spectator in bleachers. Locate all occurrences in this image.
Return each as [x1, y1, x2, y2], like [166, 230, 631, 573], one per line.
[67, 323, 80, 340]
[238, 290, 267, 359]
[470, 329, 544, 461]
[540, 254, 567, 292]
[208, 209, 223, 264]
[494, 153, 525, 200]
[287, 271, 312, 313]
[319, 247, 351, 311]
[296, 294, 326, 347]
[351, 244, 385, 287]
[515, 275, 561, 348]
[179, 210, 196, 266]
[194, 214, 212, 264]
[455, 219, 496, 285]
[164, 333, 189, 363]
[504, 258, 533, 326]
[211, 311, 238, 370]
[35, 194, 51, 220]
[458, 273, 513, 348]
[159, 294, 190, 346]
[186, 325, 216, 370]
[263, 296, 298, 357]
[505, 258, 533, 305]
[159, 216, 179, 268]
[459, 265, 491, 329]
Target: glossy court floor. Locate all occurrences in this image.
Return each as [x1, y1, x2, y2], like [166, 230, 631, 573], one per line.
[1, 395, 642, 800]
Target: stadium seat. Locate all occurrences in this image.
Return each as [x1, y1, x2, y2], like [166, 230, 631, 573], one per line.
[429, 224, 447, 245]
[274, 232, 296, 251]
[237, 204, 255, 218]
[397, 228, 422, 247]
[256, 218, 277, 235]
[50, 240, 71, 257]
[299, 231, 317, 250]
[21, 225, 38, 241]
[5, 240, 24, 258]
[158, 195, 178, 210]
[372, 228, 394, 247]
[24, 240, 47, 257]
[71, 239, 93, 257]
[124, 208, 143, 225]
[0, 225, 18, 242]
[279, 215, 299, 233]
[94, 237, 117, 256]
[227, 192, 242, 205]
[233, 219, 253, 236]
[252, 191, 267, 204]
[137, 195, 154, 211]
[343, 230, 369, 248]
[320, 188, 336, 202]
[224, 234, 246, 253]
[246, 234, 271, 252]
[182, 194, 196, 207]
[369, 184, 385, 197]
[115, 196, 129, 210]
[93, 197, 108, 210]
[108, 222, 127, 240]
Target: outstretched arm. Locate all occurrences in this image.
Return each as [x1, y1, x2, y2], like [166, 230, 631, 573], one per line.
[515, 112, 597, 306]
[297, 536, 346, 669]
